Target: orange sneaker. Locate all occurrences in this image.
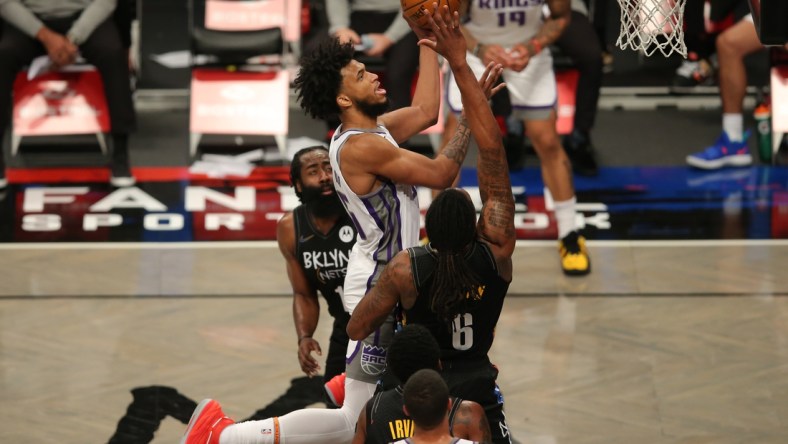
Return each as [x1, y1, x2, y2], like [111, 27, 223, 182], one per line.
[181, 399, 235, 444]
[324, 372, 346, 407]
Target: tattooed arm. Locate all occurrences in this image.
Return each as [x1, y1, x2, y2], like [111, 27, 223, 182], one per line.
[533, 0, 571, 51]
[467, 67, 516, 277]
[450, 400, 492, 443]
[347, 251, 416, 340]
[509, 0, 571, 72]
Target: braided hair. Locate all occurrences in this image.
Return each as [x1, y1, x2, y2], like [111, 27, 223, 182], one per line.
[424, 189, 480, 322]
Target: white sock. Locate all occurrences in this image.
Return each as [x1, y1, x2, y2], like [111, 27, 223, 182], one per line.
[722, 113, 743, 142]
[554, 197, 577, 240]
[219, 378, 376, 444]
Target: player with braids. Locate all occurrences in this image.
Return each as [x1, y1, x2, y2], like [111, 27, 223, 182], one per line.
[423, 190, 479, 323]
[347, 6, 517, 441]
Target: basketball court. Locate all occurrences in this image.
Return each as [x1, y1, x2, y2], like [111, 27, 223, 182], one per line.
[1, 0, 787, 443]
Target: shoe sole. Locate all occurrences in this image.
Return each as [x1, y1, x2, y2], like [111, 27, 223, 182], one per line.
[0, 178, 7, 189]
[686, 154, 752, 170]
[325, 384, 342, 407]
[181, 398, 214, 444]
[563, 263, 591, 276]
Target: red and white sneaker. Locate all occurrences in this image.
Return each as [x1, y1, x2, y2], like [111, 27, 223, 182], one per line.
[324, 372, 346, 407]
[181, 399, 235, 444]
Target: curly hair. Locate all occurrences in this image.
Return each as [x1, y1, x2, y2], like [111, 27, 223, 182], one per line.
[425, 189, 480, 323]
[294, 37, 355, 121]
[289, 146, 328, 202]
[387, 324, 441, 385]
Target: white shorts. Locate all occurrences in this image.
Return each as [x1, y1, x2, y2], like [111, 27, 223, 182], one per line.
[446, 49, 557, 120]
[341, 242, 394, 384]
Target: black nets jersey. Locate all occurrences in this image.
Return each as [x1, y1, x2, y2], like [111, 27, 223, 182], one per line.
[403, 241, 510, 364]
[294, 205, 356, 323]
[363, 386, 464, 444]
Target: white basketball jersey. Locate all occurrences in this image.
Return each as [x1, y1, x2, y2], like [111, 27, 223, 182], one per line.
[329, 124, 421, 312]
[465, 0, 545, 46]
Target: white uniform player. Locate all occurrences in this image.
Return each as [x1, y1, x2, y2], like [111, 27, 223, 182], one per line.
[329, 125, 421, 314]
[329, 124, 420, 385]
[447, 0, 556, 118]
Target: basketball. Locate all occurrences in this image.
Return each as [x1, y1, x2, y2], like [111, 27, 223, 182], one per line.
[400, 0, 461, 29]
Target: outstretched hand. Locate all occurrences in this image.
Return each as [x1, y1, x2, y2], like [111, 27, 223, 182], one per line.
[414, 4, 466, 67]
[479, 62, 506, 100]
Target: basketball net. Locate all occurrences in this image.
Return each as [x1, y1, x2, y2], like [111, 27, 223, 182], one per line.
[616, 0, 687, 57]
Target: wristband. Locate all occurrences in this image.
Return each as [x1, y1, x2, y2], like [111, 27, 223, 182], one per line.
[298, 335, 312, 344]
[530, 38, 542, 55]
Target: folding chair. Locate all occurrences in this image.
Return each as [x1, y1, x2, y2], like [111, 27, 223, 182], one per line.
[189, 0, 301, 158]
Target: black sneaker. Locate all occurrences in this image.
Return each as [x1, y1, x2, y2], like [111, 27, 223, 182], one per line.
[564, 133, 599, 177]
[671, 53, 715, 93]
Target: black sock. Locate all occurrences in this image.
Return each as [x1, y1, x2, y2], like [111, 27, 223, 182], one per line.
[112, 134, 130, 167]
[110, 134, 133, 179]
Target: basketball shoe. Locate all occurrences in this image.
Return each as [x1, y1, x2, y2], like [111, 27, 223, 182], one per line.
[686, 131, 752, 170]
[559, 231, 591, 276]
[181, 399, 235, 444]
[324, 372, 346, 407]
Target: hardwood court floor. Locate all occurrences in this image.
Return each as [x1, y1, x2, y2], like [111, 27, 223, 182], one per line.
[0, 242, 787, 443]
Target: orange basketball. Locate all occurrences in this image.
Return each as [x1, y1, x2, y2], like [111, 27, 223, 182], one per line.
[401, 0, 461, 29]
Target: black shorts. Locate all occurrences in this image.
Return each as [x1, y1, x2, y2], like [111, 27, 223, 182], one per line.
[442, 361, 511, 444]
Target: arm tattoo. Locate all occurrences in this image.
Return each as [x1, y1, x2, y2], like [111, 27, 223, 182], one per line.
[534, 0, 570, 46]
[477, 144, 514, 232]
[441, 114, 471, 166]
[356, 258, 409, 335]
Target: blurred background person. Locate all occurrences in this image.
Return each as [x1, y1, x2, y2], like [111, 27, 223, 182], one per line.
[686, 14, 787, 170]
[555, 0, 604, 176]
[0, 0, 137, 187]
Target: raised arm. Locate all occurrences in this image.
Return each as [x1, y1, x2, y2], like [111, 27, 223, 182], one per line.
[424, 10, 516, 261]
[276, 213, 323, 377]
[377, 33, 441, 142]
[347, 251, 414, 340]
